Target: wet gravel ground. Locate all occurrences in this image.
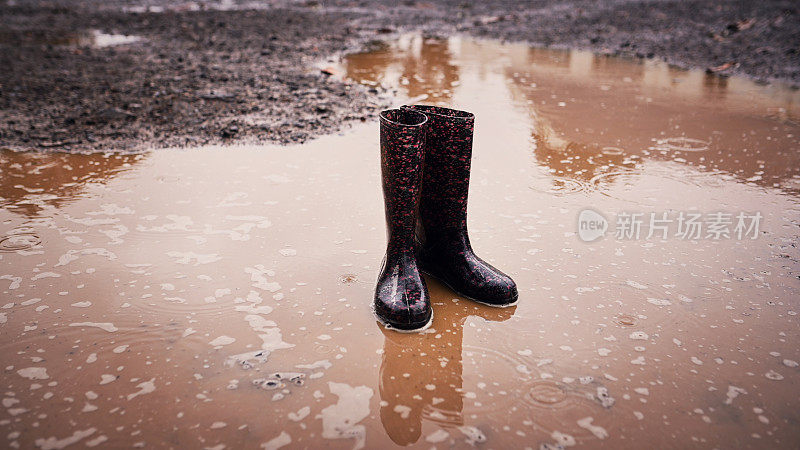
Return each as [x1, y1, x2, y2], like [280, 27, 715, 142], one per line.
[1, 0, 798, 152]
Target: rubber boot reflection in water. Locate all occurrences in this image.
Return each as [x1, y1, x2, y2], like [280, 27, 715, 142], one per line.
[377, 280, 515, 445]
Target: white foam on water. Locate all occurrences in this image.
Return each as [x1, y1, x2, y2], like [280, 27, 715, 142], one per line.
[262, 174, 290, 183]
[393, 404, 411, 419]
[226, 351, 269, 370]
[217, 192, 250, 207]
[234, 288, 293, 352]
[288, 406, 310, 422]
[626, 280, 648, 289]
[296, 360, 332, 370]
[318, 382, 373, 449]
[261, 431, 291, 450]
[67, 216, 119, 226]
[724, 385, 747, 405]
[71, 301, 92, 308]
[245, 266, 282, 292]
[86, 203, 134, 216]
[85, 435, 107, 447]
[166, 251, 222, 265]
[126, 378, 156, 400]
[99, 225, 129, 244]
[1, 275, 22, 290]
[426, 429, 450, 443]
[17, 367, 49, 380]
[69, 322, 118, 332]
[224, 215, 272, 229]
[82, 403, 98, 412]
[647, 297, 672, 306]
[34, 428, 96, 450]
[136, 215, 193, 232]
[577, 417, 609, 439]
[244, 315, 276, 329]
[55, 248, 117, 267]
[209, 336, 236, 347]
[629, 331, 649, 340]
[551, 430, 576, 447]
[458, 426, 486, 446]
[31, 272, 60, 281]
[255, 331, 293, 354]
[204, 216, 272, 241]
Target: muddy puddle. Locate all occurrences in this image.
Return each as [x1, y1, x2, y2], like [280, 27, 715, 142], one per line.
[2, 34, 799, 448]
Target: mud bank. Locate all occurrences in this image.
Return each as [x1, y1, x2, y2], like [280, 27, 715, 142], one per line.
[0, 3, 388, 152]
[1, 0, 799, 152]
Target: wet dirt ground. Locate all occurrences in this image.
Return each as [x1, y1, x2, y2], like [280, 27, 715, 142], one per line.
[2, 34, 800, 448]
[2, 0, 799, 151]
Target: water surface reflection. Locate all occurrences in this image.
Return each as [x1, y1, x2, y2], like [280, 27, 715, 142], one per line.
[0, 150, 142, 216]
[0, 35, 798, 449]
[343, 34, 800, 195]
[378, 280, 514, 445]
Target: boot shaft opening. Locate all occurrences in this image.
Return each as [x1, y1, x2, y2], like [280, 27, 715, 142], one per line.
[401, 105, 474, 123]
[379, 109, 428, 128]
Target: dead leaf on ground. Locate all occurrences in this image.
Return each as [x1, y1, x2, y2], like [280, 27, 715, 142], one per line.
[320, 66, 340, 77]
[707, 62, 737, 73]
[726, 18, 756, 34]
[736, 18, 756, 31]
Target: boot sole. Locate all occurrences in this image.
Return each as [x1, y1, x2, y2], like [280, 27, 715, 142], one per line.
[371, 302, 434, 333]
[420, 269, 519, 308]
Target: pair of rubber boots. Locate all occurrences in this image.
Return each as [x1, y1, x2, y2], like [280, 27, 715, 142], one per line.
[375, 105, 518, 332]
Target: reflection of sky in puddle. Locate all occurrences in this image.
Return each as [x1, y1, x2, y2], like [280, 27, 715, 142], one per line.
[343, 34, 800, 196]
[1, 35, 800, 448]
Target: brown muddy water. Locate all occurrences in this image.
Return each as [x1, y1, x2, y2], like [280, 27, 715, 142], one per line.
[2, 34, 800, 449]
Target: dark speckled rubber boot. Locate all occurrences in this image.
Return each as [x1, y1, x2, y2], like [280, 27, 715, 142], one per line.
[374, 108, 433, 331]
[402, 105, 518, 307]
